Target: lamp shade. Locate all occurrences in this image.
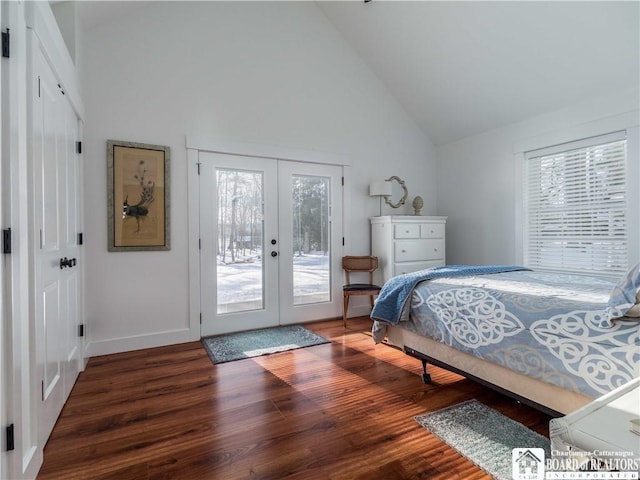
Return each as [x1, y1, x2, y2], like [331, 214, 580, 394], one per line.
[369, 181, 392, 196]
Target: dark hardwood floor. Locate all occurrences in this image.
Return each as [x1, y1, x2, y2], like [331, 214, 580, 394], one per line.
[37, 317, 551, 479]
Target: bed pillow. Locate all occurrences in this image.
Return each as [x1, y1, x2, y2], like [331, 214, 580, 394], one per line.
[626, 289, 640, 317]
[606, 262, 640, 322]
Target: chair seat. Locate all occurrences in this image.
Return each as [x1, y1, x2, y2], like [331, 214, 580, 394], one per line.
[341, 255, 381, 328]
[343, 283, 382, 292]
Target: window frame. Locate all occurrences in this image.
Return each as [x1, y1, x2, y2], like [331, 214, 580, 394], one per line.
[515, 123, 639, 278]
[523, 131, 628, 277]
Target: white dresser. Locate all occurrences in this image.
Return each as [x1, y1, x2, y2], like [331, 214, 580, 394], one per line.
[371, 216, 447, 283]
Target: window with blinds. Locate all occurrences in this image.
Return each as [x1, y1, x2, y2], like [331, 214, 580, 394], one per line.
[524, 132, 628, 277]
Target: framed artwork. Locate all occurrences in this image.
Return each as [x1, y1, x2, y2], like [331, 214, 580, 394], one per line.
[107, 140, 170, 251]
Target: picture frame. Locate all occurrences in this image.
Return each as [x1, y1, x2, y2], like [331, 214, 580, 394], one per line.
[107, 139, 170, 251]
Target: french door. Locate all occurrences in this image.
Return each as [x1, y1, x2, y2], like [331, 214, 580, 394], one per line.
[199, 153, 343, 336]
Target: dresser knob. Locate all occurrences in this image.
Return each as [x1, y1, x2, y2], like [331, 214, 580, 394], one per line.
[401, 249, 406, 253]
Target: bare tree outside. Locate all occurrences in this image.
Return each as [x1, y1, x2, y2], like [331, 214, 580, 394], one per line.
[292, 174, 331, 305]
[215, 169, 331, 312]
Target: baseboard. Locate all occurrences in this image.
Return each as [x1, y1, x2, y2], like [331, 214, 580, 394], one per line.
[347, 304, 373, 318]
[85, 310, 372, 358]
[85, 328, 197, 357]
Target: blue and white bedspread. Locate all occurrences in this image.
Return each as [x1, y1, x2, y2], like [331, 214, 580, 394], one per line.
[371, 265, 529, 324]
[371, 269, 640, 398]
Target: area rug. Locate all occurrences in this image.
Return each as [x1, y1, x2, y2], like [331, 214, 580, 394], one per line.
[415, 399, 550, 480]
[202, 325, 330, 364]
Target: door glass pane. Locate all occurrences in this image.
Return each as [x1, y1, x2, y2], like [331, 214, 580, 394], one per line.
[292, 174, 330, 305]
[216, 168, 264, 314]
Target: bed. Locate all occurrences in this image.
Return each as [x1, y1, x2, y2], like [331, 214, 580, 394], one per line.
[370, 264, 640, 416]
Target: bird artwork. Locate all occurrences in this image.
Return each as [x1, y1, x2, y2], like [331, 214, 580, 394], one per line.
[123, 159, 155, 233]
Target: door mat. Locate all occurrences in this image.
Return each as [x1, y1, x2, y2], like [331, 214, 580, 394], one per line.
[202, 325, 330, 364]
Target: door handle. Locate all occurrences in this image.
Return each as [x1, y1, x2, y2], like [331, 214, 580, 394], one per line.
[271, 251, 278, 257]
[59, 257, 78, 269]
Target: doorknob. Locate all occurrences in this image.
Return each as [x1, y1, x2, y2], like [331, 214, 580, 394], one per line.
[59, 257, 78, 269]
[271, 251, 278, 257]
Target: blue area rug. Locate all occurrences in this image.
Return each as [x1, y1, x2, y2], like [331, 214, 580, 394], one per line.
[415, 399, 550, 480]
[202, 325, 330, 364]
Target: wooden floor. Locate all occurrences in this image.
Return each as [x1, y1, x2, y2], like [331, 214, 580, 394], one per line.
[37, 317, 551, 479]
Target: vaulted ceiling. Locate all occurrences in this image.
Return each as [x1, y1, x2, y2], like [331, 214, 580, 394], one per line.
[318, 1, 639, 145]
[72, 1, 639, 146]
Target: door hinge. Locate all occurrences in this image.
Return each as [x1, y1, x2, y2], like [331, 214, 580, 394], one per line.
[38, 76, 41, 98]
[3, 228, 11, 254]
[341, 176, 344, 186]
[76, 141, 82, 154]
[199, 313, 202, 324]
[6, 424, 14, 452]
[2, 29, 9, 58]
[78, 324, 85, 337]
[41, 381, 44, 401]
[198, 238, 201, 250]
[197, 163, 201, 175]
[78, 232, 84, 245]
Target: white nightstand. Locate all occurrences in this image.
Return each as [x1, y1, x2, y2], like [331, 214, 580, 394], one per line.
[550, 377, 640, 467]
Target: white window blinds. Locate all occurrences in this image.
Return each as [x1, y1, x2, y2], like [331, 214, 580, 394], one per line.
[524, 132, 628, 277]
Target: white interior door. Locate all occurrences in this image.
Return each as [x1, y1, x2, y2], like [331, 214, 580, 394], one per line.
[199, 153, 343, 336]
[32, 43, 82, 446]
[0, 3, 5, 476]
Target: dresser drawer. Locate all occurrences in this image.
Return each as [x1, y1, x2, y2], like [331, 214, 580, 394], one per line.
[371, 216, 447, 283]
[421, 223, 445, 239]
[394, 224, 420, 239]
[395, 239, 445, 262]
[393, 260, 444, 276]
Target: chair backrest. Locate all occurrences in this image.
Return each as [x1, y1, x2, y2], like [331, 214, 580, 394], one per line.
[342, 256, 378, 285]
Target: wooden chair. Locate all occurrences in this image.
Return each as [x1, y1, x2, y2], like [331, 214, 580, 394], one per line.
[342, 256, 382, 328]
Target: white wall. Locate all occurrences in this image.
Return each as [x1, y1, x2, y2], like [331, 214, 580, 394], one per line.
[83, 1, 437, 355]
[437, 87, 640, 266]
[51, 2, 77, 65]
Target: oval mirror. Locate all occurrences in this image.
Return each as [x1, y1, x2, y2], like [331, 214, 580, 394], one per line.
[384, 176, 408, 209]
